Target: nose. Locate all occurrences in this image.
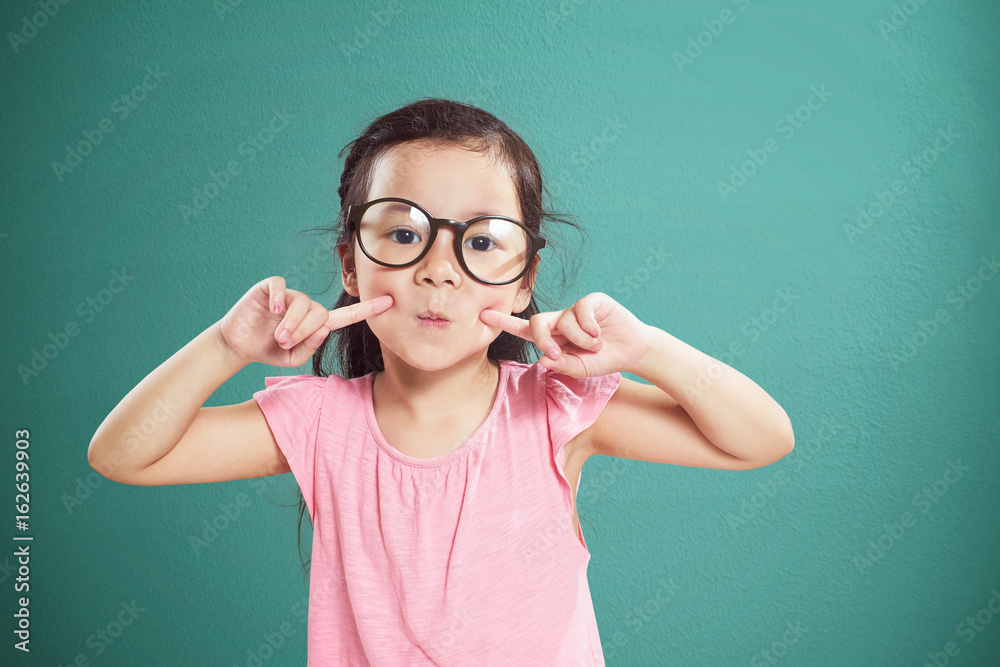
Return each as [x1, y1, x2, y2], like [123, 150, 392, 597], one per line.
[416, 226, 463, 285]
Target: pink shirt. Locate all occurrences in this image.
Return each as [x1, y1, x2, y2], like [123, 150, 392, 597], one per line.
[253, 359, 621, 665]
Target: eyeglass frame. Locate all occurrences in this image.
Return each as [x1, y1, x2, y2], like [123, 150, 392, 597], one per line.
[345, 196, 546, 286]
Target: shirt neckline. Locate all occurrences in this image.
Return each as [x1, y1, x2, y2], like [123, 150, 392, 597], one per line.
[364, 360, 512, 467]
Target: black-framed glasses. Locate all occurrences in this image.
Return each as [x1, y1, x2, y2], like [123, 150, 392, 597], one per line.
[346, 197, 546, 286]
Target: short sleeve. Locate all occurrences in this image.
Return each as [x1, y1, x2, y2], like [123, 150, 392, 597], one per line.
[252, 374, 327, 522]
[544, 367, 622, 457]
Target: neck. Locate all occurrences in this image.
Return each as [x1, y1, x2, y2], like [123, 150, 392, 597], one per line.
[373, 354, 500, 424]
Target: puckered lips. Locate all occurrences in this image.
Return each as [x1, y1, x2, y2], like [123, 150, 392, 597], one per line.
[417, 310, 451, 328]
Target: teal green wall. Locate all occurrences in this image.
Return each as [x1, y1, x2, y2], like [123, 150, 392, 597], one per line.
[2, 1, 998, 665]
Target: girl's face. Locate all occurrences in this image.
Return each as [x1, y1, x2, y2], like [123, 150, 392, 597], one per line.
[338, 140, 538, 372]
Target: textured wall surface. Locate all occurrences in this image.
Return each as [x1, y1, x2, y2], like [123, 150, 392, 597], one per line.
[1, 1, 998, 665]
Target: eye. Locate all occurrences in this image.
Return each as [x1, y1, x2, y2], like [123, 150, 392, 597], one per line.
[387, 227, 421, 244]
[464, 234, 498, 252]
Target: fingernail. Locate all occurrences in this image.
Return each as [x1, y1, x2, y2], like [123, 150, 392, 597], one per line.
[273, 301, 282, 314]
[276, 328, 289, 343]
[592, 339, 603, 351]
[546, 345, 560, 359]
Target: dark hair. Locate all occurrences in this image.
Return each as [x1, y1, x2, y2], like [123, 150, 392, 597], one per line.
[288, 97, 590, 582]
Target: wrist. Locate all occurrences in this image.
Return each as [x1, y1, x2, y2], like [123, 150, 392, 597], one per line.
[624, 324, 660, 377]
[209, 321, 250, 372]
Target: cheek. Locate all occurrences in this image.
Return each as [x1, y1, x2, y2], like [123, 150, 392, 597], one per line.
[355, 268, 397, 302]
[493, 289, 524, 315]
[476, 291, 520, 331]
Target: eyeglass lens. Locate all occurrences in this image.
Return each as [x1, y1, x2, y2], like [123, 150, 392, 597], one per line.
[358, 202, 530, 283]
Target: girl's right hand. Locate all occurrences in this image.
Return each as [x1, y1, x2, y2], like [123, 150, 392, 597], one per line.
[215, 276, 393, 367]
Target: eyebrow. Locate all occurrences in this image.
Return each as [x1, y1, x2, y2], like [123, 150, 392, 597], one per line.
[384, 200, 517, 220]
[455, 209, 521, 221]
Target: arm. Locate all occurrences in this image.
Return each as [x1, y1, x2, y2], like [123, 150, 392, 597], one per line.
[589, 325, 795, 469]
[88, 277, 393, 486]
[87, 321, 286, 485]
[479, 293, 794, 470]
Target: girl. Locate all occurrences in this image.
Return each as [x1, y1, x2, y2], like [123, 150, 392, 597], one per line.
[88, 98, 794, 665]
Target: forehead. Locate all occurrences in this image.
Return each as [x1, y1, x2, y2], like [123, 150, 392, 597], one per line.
[368, 141, 521, 220]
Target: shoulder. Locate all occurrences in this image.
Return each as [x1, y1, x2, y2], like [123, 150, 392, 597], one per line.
[253, 372, 365, 406]
[527, 362, 622, 456]
[258, 372, 367, 389]
[259, 373, 330, 389]
[499, 359, 620, 403]
[567, 373, 664, 459]
[540, 364, 622, 405]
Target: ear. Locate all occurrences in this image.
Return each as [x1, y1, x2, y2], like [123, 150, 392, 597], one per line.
[511, 254, 540, 315]
[338, 241, 360, 297]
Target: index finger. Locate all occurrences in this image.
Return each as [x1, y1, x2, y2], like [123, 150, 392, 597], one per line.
[479, 308, 535, 342]
[327, 295, 394, 331]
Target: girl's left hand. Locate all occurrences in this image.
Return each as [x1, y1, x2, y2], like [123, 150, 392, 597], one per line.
[480, 292, 653, 379]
